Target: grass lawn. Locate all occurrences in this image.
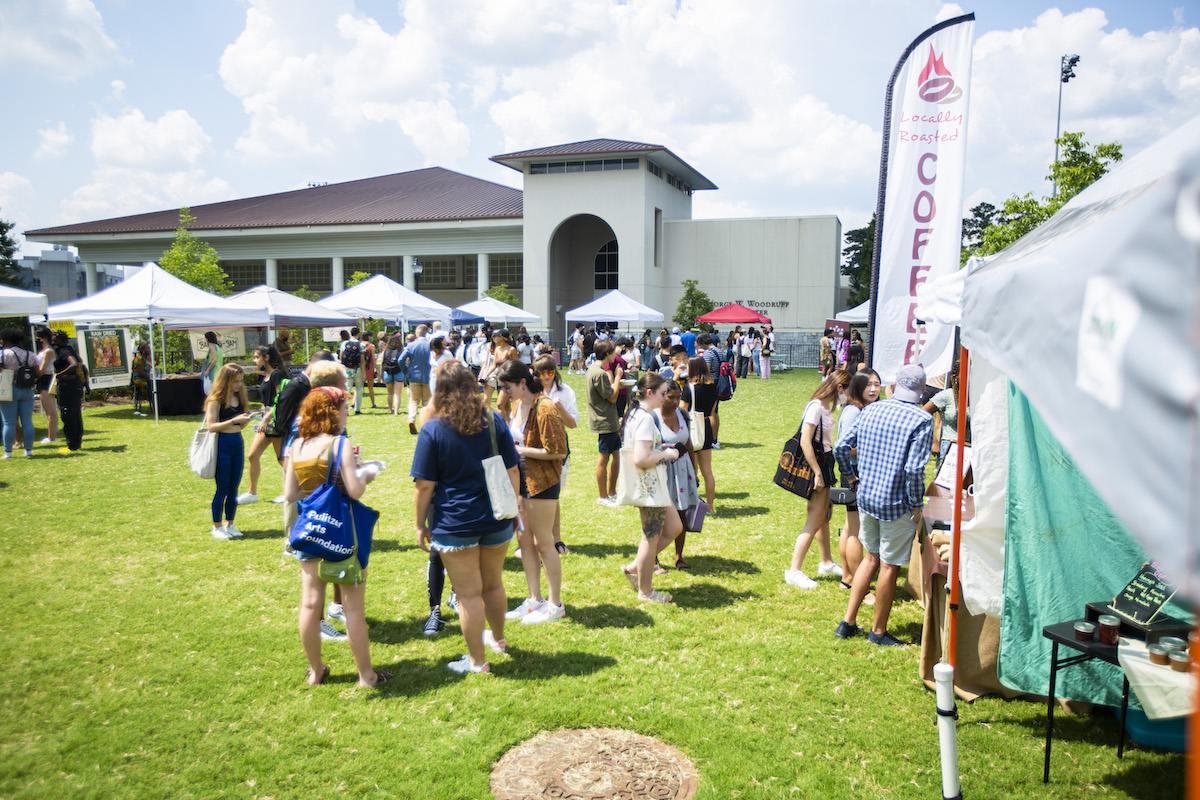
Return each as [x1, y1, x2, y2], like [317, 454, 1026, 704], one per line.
[0, 367, 1183, 799]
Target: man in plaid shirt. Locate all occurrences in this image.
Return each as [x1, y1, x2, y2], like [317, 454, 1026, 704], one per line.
[832, 364, 934, 646]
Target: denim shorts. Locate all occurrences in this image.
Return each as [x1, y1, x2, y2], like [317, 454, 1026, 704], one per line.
[382, 371, 402, 384]
[431, 523, 513, 553]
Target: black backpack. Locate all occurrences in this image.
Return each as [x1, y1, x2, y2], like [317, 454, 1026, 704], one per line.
[340, 340, 362, 369]
[715, 361, 737, 401]
[381, 346, 402, 375]
[4, 348, 37, 391]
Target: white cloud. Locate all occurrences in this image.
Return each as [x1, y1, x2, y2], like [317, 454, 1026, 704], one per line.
[0, 0, 119, 80]
[110, 79, 126, 101]
[91, 109, 212, 169]
[965, 9, 1200, 206]
[34, 122, 73, 160]
[61, 167, 232, 223]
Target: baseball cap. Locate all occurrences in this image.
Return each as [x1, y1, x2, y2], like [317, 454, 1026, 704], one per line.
[672, 326, 680, 333]
[893, 364, 927, 403]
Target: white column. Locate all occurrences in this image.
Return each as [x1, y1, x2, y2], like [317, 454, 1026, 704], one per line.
[331, 256, 345, 294]
[265, 258, 278, 289]
[403, 255, 415, 290]
[476, 253, 489, 299]
[85, 262, 98, 296]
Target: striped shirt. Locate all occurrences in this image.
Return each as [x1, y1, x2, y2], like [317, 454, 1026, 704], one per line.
[833, 397, 933, 521]
[701, 345, 722, 378]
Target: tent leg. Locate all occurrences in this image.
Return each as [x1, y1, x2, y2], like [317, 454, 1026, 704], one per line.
[148, 321, 160, 424]
[947, 345, 970, 665]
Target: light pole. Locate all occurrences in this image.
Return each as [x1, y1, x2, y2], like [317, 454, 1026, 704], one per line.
[412, 257, 423, 295]
[1053, 54, 1081, 198]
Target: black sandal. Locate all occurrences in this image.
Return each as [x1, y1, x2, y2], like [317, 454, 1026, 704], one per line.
[554, 541, 569, 556]
[675, 558, 690, 570]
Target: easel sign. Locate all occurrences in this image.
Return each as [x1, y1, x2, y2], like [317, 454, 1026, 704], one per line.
[933, 442, 972, 491]
[1109, 562, 1177, 625]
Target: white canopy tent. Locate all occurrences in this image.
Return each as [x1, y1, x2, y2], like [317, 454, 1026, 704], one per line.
[834, 300, 870, 323]
[564, 290, 665, 327]
[320, 275, 452, 325]
[456, 296, 541, 325]
[3, 284, 49, 317]
[228, 285, 357, 329]
[45, 263, 271, 422]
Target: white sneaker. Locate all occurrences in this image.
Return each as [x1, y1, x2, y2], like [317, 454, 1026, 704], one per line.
[223, 523, 244, 539]
[446, 654, 490, 674]
[505, 597, 541, 620]
[784, 569, 818, 589]
[326, 602, 346, 624]
[41, 437, 56, 445]
[522, 601, 565, 625]
[482, 629, 508, 654]
[319, 620, 347, 642]
[817, 561, 844, 577]
[211, 525, 233, 539]
[236, 492, 258, 505]
[271, 494, 286, 504]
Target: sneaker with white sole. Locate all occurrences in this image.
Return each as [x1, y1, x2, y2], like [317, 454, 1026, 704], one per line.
[446, 592, 459, 613]
[41, 437, 56, 445]
[236, 492, 258, 505]
[271, 494, 286, 504]
[482, 629, 508, 654]
[211, 525, 232, 540]
[783, 569, 818, 589]
[326, 602, 346, 624]
[222, 523, 243, 539]
[522, 601, 565, 625]
[422, 607, 445, 635]
[505, 597, 542, 620]
[817, 561, 844, 577]
[320, 620, 347, 642]
[597, 496, 617, 508]
[447, 654, 490, 674]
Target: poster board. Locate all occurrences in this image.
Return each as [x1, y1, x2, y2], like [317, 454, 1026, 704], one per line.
[322, 326, 353, 343]
[188, 329, 246, 359]
[77, 328, 133, 390]
[48, 320, 77, 338]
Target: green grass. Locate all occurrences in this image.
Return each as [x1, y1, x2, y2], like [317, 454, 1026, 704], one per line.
[0, 369, 1182, 799]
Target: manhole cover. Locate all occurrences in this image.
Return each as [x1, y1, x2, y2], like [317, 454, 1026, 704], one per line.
[491, 728, 698, 800]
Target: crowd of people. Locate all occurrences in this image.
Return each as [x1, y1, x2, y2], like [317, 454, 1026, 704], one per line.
[0, 326, 85, 457]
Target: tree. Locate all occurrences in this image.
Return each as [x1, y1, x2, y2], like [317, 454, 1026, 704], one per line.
[967, 132, 1122, 260]
[841, 214, 874, 307]
[960, 202, 998, 255]
[0, 215, 26, 287]
[483, 283, 520, 307]
[159, 208, 231, 296]
[674, 278, 715, 329]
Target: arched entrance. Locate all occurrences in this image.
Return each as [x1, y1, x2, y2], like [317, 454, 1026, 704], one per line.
[548, 213, 618, 342]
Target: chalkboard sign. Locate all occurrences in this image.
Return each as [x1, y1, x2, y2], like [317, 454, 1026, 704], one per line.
[1110, 562, 1176, 625]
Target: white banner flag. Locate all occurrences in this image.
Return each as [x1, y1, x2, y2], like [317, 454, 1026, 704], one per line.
[871, 14, 975, 384]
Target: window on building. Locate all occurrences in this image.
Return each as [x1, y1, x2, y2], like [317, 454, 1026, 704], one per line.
[346, 259, 395, 281]
[222, 261, 266, 291]
[279, 260, 331, 293]
[594, 240, 618, 290]
[489, 257, 523, 289]
[418, 258, 459, 289]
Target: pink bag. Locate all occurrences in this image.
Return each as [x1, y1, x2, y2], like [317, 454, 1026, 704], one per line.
[685, 503, 707, 533]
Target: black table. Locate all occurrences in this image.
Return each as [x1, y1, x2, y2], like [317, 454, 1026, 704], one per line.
[1042, 620, 1129, 783]
[154, 376, 205, 416]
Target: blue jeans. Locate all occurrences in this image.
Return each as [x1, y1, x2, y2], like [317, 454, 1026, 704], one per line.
[212, 431, 244, 523]
[0, 387, 35, 454]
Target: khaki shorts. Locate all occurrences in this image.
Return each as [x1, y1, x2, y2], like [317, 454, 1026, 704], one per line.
[859, 511, 918, 567]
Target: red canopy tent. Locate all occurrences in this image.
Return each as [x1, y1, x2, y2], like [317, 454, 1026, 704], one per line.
[696, 303, 771, 324]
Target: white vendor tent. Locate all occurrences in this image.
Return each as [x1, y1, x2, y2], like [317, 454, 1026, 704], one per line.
[456, 296, 541, 325]
[45, 262, 271, 423]
[320, 274, 452, 324]
[564, 290, 664, 325]
[835, 300, 870, 323]
[3, 284, 49, 317]
[228, 285, 357, 329]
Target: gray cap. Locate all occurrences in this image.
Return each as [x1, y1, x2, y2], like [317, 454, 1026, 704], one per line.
[672, 326, 680, 333]
[893, 363, 927, 403]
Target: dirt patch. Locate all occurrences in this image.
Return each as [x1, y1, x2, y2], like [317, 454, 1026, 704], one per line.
[491, 728, 698, 800]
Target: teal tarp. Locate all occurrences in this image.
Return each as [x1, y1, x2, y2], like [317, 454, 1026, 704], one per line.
[997, 385, 1189, 707]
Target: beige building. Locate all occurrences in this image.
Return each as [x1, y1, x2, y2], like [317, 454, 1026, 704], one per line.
[28, 139, 841, 341]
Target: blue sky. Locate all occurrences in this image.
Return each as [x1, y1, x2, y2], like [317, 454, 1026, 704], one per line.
[2, 0, 1197, 256]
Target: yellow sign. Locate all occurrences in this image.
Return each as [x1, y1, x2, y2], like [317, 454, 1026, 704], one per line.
[48, 320, 76, 337]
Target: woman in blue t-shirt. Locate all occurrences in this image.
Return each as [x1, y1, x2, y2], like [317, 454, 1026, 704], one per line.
[412, 362, 520, 675]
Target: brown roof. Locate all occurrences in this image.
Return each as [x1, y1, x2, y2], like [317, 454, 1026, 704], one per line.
[27, 167, 523, 237]
[491, 138, 717, 190]
[491, 138, 666, 160]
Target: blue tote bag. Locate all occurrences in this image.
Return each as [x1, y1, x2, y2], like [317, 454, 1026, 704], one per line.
[289, 436, 378, 568]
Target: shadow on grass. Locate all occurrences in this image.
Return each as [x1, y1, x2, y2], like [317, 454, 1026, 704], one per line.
[1102, 752, 1184, 797]
[674, 554, 760, 575]
[368, 538, 421, 555]
[713, 442, 763, 450]
[369, 614, 450, 647]
[560, 542, 639, 559]
[85, 444, 129, 454]
[708, 505, 769, 519]
[667, 582, 752, 609]
[491, 649, 618, 680]
[891, 620, 923, 643]
[568, 603, 654, 629]
[714, 491, 749, 500]
[235, 528, 284, 540]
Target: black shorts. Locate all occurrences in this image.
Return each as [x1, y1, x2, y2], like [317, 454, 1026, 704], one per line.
[529, 482, 561, 501]
[36, 374, 52, 392]
[597, 431, 620, 454]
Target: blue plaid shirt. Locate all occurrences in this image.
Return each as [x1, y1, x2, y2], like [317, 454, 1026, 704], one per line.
[833, 398, 933, 521]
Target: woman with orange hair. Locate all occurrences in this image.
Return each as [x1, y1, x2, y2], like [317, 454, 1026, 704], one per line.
[284, 386, 390, 688]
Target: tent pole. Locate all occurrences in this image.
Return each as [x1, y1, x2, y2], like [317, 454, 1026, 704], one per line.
[947, 344, 970, 666]
[148, 321, 160, 424]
